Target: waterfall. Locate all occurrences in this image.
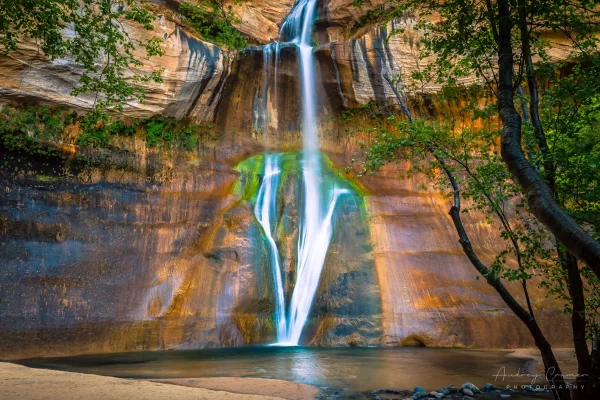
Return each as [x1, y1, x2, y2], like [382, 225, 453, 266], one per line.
[254, 154, 287, 340]
[254, 44, 274, 132]
[253, 0, 349, 346]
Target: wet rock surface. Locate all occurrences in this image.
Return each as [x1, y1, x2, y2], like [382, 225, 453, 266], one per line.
[0, 1, 575, 357]
[357, 384, 554, 400]
[0, 122, 573, 357]
[0, 140, 382, 356]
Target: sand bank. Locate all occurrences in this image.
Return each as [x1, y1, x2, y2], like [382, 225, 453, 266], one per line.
[154, 378, 320, 400]
[0, 363, 319, 400]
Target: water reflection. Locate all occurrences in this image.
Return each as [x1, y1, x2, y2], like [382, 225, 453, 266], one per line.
[20, 347, 536, 393]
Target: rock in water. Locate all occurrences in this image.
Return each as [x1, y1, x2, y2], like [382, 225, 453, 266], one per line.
[411, 391, 428, 400]
[461, 382, 480, 393]
[484, 383, 496, 391]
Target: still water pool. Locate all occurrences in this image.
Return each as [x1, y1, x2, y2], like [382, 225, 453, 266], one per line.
[18, 346, 546, 394]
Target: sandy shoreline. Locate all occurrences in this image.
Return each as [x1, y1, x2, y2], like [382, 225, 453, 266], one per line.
[154, 377, 320, 400]
[0, 363, 320, 400]
[508, 348, 578, 375]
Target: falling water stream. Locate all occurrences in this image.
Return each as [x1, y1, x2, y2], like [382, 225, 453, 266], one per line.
[253, 154, 287, 340]
[253, 0, 349, 345]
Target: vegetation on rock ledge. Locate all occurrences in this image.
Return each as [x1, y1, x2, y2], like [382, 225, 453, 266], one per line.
[179, 0, 247, 50]
[0, 104, 220, 156]
[0, 0, 165, 111]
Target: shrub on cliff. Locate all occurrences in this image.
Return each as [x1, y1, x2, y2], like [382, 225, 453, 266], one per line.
[179, 1, 247, 50]
[0, 0, 165, 111]
[0, 104, 217, 153]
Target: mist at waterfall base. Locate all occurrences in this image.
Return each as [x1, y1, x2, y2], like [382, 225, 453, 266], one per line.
[18, 347, 536, 394]
[251, 0, 349, 345]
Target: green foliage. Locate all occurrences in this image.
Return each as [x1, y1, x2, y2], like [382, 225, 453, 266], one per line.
[0, 104, 216, 153]
[354, 2, 404, 31]
[360, 90, 599, 338]
[0, 105, 67, 140]
[0, 0, 165, 111]
[179, 1, 247, 50]
[361, 0, 600, 342]
[539, 56, 600, 338]
[0, 105, 67, 158]
[144, 116, 174, 147]
[142, 116, 214, 149]
[387, 0, 600, 93]
[361, 118, 540, 286]
[179, 124, 201, 151]
[77, 112, 137, 146]
[541, 56, 600, 240]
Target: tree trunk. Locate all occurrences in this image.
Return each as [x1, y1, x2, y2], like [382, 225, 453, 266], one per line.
[496, 0, 600, 278]
[448, 206, 570, 400]
[381, 40, 571, 398]
[516, 0, 555, 190]
[591, 337, 600, 396]
[514, 5, 595, 396]
[561, 251, 591, 399]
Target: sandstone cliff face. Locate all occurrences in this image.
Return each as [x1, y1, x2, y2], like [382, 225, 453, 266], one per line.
[0, 10, 451, 124]
[0, 16, 229, 120]
[160, 0, 392, 45]
[0, 1, 574, 358]
[316, 0, 391, 41]
[0, 142, 249, 356]
[0, 131, 385, 357]
[0, 1, 573, 120]
[229, 0, 297, 43]
[0, 126, 571, 358]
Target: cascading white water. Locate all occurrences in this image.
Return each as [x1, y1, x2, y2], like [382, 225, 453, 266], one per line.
[254, 45, 274, 132]
[254, 0, 349, 346]
[253, 154, 287, 340]
[286, 183, 349, 345]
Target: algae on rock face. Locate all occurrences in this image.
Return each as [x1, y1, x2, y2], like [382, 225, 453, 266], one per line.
[234, 151, 382, 345]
